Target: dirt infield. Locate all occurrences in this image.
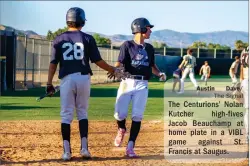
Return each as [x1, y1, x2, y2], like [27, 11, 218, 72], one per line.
[0, 121, 248, 166]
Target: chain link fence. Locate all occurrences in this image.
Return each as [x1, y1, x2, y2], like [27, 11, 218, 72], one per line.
[15, 36, 120, 89]
[14, 36, 243, 90]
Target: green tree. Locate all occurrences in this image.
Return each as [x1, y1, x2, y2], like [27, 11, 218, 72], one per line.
[243, 42, 249, 49]
[93, 33, 111, 45]
[207, 43, 216, 49]
[235, 40, 245, 50]
[152, 40, 168, 48]
[190, 41, 207, 48]
[46, 27, 68, 41]
[46, 30, 53, 40]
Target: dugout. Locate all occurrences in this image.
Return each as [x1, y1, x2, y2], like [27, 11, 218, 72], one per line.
[0, 30, 17, 91]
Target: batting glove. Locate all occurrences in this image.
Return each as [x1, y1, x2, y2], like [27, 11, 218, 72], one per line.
[46, 84, 55, 97]
[159, 72, 167, 81]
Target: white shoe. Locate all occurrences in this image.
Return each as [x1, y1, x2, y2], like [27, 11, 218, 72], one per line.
[197, 90, 200, 95]
[80, 148, 91, 158]
[177, 91, 184, 94]
[114, 128, 126, 147]
[62, 152, 71, 161]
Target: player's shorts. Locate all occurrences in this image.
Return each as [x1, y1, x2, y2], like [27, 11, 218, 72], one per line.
[173, 73, 180, 79]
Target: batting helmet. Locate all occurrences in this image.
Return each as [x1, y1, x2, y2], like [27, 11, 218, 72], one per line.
[66, 7, 86, 27]
[131, 18, 154, 34]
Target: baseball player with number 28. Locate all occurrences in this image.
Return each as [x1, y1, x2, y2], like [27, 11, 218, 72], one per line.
[112, 18, 166, 158]
[46, 7, 121, 161]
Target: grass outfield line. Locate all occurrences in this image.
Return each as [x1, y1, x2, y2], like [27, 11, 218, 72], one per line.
[0, 76, 242, 121]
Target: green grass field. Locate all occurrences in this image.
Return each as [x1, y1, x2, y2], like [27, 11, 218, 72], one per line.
[0, 76, 244, 123]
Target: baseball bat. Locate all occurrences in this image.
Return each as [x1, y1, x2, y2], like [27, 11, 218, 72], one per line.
[36, 86, 60, 102]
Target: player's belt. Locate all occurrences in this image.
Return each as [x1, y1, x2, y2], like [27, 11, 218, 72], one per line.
[128, 75, 149, 80]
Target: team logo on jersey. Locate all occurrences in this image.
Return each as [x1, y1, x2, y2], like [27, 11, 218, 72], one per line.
[241, 52, 249, 68]
[131, 49, 149, 67]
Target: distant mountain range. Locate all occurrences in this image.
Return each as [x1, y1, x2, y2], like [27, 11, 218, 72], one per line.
[0, 24, 248, 48]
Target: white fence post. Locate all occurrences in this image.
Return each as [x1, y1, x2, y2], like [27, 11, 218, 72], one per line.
[163, 47, 166, 56]
[230, 49, 233, 59]
[32, 38, 35, 87]
[214, 48, 216, 58]
[197, 48, 200, 58]
[38, 45, 41, 83]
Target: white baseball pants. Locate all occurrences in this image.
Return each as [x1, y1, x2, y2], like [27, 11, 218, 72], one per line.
[241, 79, 249, 134]
[60, 72, 91, 124]
[229, 72, 238, 84]
[114, 78, 148, 122]
[180, 68, 198, 92]
[201, 74, 209, 82]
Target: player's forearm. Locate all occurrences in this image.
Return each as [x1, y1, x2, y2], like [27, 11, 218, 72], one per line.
[179, 61, 184, 68]
[230, 68, 235, 76]
[152, 64, 161, 76]
[95, 60, 114, 73]
[179, 60, 186, 68]
[240, 65, 244, 80]
[47, 63, 57, 84]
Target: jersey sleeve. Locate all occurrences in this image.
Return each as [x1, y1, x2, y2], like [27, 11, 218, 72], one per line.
[50, 38, 60, 64]
[183, 55, 188, 61]
[89, 36, 103, 63]
[117, 42, 127, 64]
[231, 62, 236, 69]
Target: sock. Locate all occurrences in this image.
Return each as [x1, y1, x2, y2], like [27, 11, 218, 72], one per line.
[127, 141, 134, 150]
[79, 119, 88, 150]
[117, 119, 126, 131]
[61, 123, 71, 153]
[128, 121, 141, 147]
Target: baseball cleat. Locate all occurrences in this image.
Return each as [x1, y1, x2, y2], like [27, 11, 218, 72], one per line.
[114, 128, 126, 147]
[80, 148, 91, 159]
[177, 91, 184, 94]
[62, 152, 71, 161]
[126, 148, 139, 158]
[196, 90, 200, 96]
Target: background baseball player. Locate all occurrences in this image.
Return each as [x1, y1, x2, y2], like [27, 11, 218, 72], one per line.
[112, 18, 166, 158]
[229, 56, 240, 86]
[240, 46, 249, 144]
[46, 7, 120, 161]
[199, 61, 211, 86]
[172, 67, 183, 92]
[178, 49, 199, 94]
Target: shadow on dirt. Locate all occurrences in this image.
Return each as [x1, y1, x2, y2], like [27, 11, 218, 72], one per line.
[1, 154, 165, 165]
[0, 103, 55, 110]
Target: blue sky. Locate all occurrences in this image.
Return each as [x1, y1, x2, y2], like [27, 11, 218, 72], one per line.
[0, 1, 248, 36]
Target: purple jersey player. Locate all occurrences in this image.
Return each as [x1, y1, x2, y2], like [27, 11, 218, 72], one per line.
[46, 7, 117, 161]
[172, 68, 183, 92]
[113, 18, 166, 158]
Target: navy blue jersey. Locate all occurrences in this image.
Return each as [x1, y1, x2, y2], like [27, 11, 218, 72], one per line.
[173, 68, 182, 78]
[50, 30, 102, 79]
[118, 40, 155, 79]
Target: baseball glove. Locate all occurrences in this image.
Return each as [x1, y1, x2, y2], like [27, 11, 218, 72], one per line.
[108, 66, 131, 80]
[46, 84, 55, 97]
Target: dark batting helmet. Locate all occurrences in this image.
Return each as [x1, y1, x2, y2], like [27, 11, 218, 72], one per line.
[131, 18, 154, 34]
[66, 7, 86, 27]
